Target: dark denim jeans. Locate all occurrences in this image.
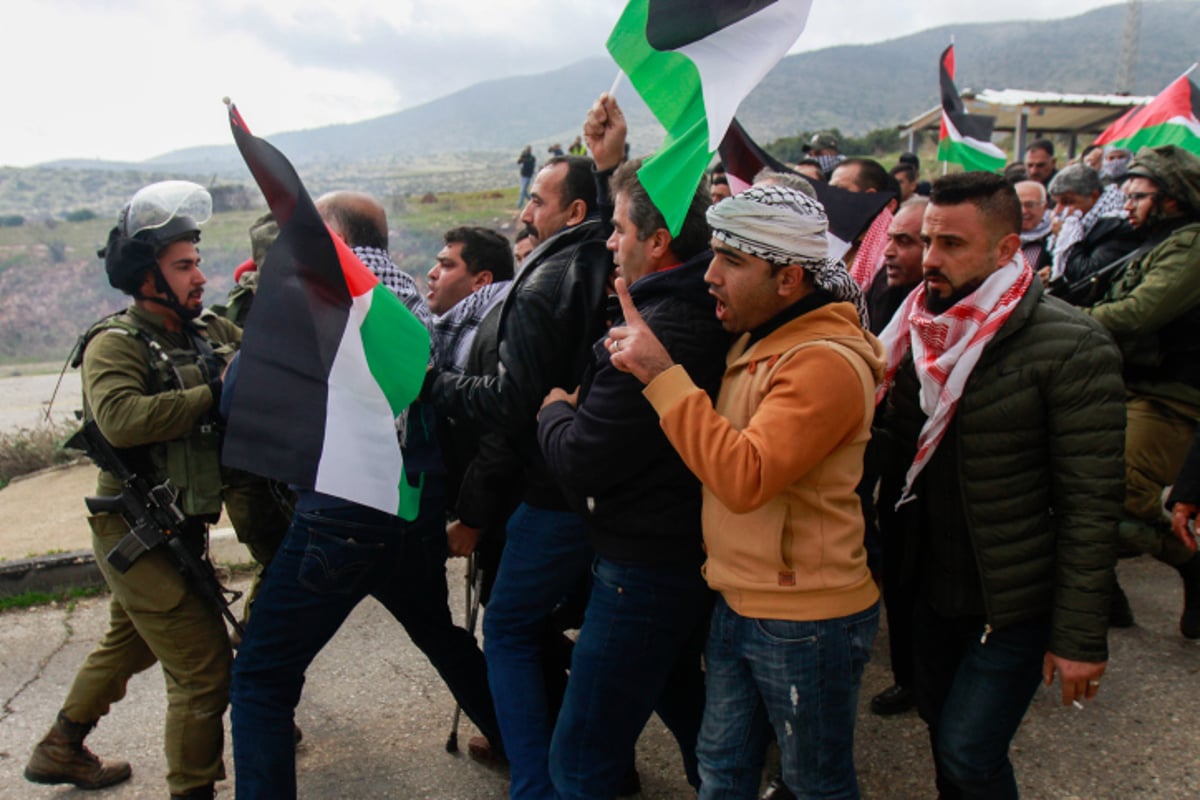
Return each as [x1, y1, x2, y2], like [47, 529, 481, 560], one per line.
[231, 490, 500, 800]
[482, 503, 592, 799]
[697, 596, 879, 800]
[549, 557, 713, 799]
[913, 600, 1050, 800]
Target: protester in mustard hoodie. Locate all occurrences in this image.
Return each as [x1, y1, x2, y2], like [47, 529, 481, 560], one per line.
[608, 184, 883, 800]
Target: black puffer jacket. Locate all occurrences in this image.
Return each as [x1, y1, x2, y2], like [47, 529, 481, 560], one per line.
[1052, 215, 1143, 298]
[431, 218, 612, 509]
[878, 282, 1126, 662]
[537, 252, 731, 565]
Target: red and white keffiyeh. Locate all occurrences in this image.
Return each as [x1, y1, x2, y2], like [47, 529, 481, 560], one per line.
[875, 255, 1033, 504]
[848, 207, 893, 289]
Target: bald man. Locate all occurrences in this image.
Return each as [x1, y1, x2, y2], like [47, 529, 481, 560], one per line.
[230, 191, 502, 799]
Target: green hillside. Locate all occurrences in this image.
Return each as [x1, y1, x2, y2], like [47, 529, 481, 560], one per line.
[0, 190, 519, 365]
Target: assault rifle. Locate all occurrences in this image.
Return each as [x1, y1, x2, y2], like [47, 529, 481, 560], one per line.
[66, 420, 244, 638]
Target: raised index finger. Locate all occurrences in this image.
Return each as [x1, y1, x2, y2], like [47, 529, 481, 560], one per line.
[614, 277, 646, 328]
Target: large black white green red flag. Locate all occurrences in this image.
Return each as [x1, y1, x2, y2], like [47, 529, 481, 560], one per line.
[937, 45, 1006, 173]
[718, 119, 893, 261]
[1094, 72, 1200, 156]
[222, 103, 430, 520]
[607, 0, 813, 235]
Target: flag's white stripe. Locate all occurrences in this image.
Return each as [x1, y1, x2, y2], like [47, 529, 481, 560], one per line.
[315, 290, 404, 514]
[942, 114, 1006, 159]
[826, 232, 852, 262]
[677, 1, 813, 151]
[1166, 113, 1200, 139]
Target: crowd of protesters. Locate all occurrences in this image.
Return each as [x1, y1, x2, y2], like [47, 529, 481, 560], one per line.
[23, 88, 1200, 800]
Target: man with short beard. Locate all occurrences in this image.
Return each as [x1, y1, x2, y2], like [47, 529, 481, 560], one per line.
[875, 172, 1124, 799]
[1087, 145, 1200, 638]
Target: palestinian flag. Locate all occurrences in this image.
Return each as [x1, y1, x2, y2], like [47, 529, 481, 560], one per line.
[222, 103, 430, 520]
[719, 119, 893, 261]
[937, 45, 1006, 173]
[1094, 74, 1200, 156]
[607, 0, 812, 235]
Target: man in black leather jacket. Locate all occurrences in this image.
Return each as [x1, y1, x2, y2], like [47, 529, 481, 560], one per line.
[426, 119, 614, 798]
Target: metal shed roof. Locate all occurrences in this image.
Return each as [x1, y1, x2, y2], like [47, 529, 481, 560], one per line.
[899, 89, 1156, 159]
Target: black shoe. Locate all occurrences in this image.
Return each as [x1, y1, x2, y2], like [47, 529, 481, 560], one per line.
[870, 684, 915, 716]
[761, 773, 796, 800]
[616, 765, 641, 797]
[1109, 580, 1135, 629]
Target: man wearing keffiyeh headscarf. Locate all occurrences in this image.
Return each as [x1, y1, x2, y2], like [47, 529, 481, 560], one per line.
[607, 184, 885, 798]
[873, 171, 1126, 800]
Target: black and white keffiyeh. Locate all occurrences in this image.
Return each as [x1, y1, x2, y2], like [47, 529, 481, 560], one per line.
[432, 280, 512, 373]
[706, 185, 869, 327]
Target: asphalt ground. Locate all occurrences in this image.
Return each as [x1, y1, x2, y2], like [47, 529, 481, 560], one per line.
[0, 465, 1198, 800]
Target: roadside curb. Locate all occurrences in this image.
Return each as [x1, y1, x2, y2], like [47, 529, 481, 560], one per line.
[0, 527, 251, 598]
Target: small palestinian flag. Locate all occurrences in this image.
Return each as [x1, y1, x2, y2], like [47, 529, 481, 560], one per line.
[937, 45, 1006, 173]
[222, 103, 430, 520]
[607, 0, 813, 235]
[1094, 73, 1200, 157]
[719, 119, 893, 261]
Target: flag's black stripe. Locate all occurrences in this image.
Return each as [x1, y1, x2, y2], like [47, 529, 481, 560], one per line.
[719, 119, 892, 246]
[949, 110, 997, 143]
[939, 46, 997, 147]
[646, 0, 777, 51]
[225, 121, 353, 490]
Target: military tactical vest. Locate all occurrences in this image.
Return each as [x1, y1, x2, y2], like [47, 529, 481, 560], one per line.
[76, 310, 231, 518]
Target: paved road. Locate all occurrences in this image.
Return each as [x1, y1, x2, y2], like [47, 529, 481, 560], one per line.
[1, 554, 1199, 799]
[0, 371, 80, 434]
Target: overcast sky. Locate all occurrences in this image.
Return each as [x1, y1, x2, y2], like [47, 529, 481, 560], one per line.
[2, 0, 1127, 167]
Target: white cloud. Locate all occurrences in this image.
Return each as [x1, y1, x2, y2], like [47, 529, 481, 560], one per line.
[0, 0, 1123, 167]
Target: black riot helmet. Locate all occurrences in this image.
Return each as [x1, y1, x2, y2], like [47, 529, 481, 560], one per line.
[100, 181, 212, 309]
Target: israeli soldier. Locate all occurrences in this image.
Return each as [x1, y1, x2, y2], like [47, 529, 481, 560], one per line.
[24, 181, 238, 800]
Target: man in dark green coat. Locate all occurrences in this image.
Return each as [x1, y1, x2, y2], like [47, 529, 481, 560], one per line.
[876, 172, 1125, 800]
[1088, 145, 1200, 638]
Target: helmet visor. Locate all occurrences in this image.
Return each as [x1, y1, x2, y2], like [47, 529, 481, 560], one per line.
[122, 181, 213, 239]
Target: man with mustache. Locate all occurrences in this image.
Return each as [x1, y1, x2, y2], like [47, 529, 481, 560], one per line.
[608, 184, 882, 799]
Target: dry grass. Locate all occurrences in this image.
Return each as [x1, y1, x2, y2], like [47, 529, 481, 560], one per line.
[0, 419, 80, 488]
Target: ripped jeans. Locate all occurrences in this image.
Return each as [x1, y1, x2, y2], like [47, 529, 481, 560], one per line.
[697, 596, 879, 800]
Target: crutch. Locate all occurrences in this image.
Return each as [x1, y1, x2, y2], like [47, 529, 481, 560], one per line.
[446, 551, 485, 752]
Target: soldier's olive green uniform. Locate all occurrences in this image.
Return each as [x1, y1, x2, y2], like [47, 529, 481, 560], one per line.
[60, 305, 239, 796]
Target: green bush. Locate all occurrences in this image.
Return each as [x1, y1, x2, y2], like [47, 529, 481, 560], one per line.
[0, 420, 80, 489]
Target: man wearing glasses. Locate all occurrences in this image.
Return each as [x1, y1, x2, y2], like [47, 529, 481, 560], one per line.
[1089, 144, 1200, 639]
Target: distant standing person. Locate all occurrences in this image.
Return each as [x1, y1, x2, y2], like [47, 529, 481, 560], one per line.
[568, 136, 586, 156]
[517, 146, 536, 209]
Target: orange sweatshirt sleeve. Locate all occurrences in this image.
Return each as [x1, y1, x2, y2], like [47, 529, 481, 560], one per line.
[643, 349, 865, 514]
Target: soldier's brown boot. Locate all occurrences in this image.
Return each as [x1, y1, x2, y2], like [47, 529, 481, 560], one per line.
[24, 711, 132, 789]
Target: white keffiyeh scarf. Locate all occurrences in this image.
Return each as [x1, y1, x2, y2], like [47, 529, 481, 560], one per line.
[876, 255, 1033, 504]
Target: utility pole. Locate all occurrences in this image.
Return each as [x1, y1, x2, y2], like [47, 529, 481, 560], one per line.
[1117, 0, 1143, 94]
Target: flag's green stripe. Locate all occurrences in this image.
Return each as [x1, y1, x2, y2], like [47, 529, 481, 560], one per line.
[939, 138, 1005, 173]
[360, 284, 431, 417]
[607, 0, 709, 236]
[1110, 121, 1200, 157]
[396, 466, 423, 522]
[639, 117, 713, 237]
[607, 0, 704, 131]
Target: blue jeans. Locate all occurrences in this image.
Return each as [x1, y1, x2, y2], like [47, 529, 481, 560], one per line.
[518, 175, 533, 209]
[483, 503, 592, 799]
[550, 558, 712, 799]
[697, 596, 879, 800]
[912, 600, 1049, 800]
[232, 492, 501, 799]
